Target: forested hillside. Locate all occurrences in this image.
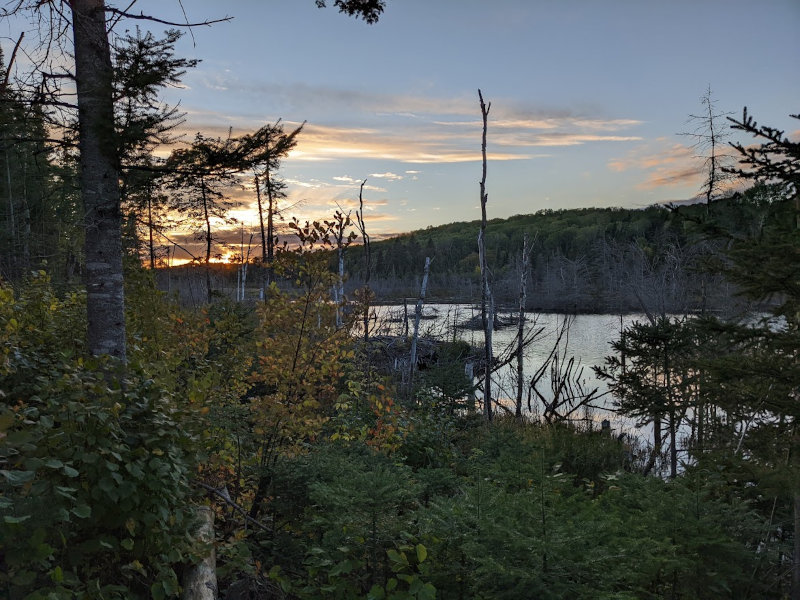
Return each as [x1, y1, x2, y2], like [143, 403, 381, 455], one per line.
[346, 193, 769, 314]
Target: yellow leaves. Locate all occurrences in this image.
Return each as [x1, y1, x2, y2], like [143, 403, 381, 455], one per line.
[125, 518, 137, 535]
[123, 559, 146, 576]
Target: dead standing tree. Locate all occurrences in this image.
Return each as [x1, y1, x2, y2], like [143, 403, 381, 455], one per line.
[355, 178, 373, 343]
[408, 255, 432, 393]
[681, 86, 734, 210]
[515, 232, 532, 417]
[478, 89, 494, 421]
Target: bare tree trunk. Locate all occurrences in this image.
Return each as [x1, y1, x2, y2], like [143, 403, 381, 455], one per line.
[793, 492, 800, 600]
[336, 244, 345, 327]
[182, 506, 217, 600]
[255, 174, 266, 262]
[201, 176, 212, 302]
[147, 194, 155, 269]
[5, 150, 16, 271]
[669, 409, 678, 478]
[643, 415, 662, 477]
[478, 89, 493, 421]
[516, 233, 531, 418]
[705, 93, 717, 209]
[265, 169, 276, 290]
[331, 209, 350, 328]
[409, 256, 431, 390]
[666, 348, 678, 478]
[20, 161, 30, 271]
[255, 173, 269, 299]
[266, 170, 274, 263]
[71, 0, 126, 361]
[403, 298, 409, 337]
[355, 179, 371, 344]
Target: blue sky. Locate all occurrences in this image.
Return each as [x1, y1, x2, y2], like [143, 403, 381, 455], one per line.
[3, 0, 799, 245]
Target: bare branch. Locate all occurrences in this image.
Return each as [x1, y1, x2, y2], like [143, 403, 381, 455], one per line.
[192, 481, 272, 533]
[104, 7, 232, 28]
[0, 32, 25, 95]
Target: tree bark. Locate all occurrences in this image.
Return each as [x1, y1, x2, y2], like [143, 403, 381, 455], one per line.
[20, 161, 30, 272]
[201, 175, 213, 302]
[335, 236, 345, 328]
[266, 169, 275, 265]
[516, 233, 531, 418]
[355, 179, 371, 343]
[182, 506, 217, 600]
[147, 194, 155, 269]
[255, 174, 266, 262]
[478, 89, 493, 421]
[71, 0, 126, 361]
[6, 150, 16, 270]
[409, 256, 431, 389]
[792, 492, 800, 600]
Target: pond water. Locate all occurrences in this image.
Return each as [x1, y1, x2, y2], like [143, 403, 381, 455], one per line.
[371, 303, 650, 435]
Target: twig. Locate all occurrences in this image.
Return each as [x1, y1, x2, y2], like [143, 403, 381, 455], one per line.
[0, 32, 24, 95]
[104, 7, 233, 28]
[192, 480, 272, 533]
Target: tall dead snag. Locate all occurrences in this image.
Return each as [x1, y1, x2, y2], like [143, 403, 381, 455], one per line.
[409, 256, 432, 392]
[355, 179, 372, 343]
[72, 0, 126, 361]
[478, 89, 493, 421]
[682, 86, 733, 210]
[515, 233, 532, 418]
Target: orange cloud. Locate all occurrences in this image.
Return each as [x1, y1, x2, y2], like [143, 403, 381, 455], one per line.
[609, 142, 694, 189]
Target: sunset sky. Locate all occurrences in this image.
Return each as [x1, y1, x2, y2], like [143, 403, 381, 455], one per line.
[2, 0, 799, 257]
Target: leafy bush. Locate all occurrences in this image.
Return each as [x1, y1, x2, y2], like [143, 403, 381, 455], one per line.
[1, 276, 202, 599]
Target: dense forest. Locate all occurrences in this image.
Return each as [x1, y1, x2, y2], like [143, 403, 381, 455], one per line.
[343, 196, 763, 314]
[1, 2, 799, 599]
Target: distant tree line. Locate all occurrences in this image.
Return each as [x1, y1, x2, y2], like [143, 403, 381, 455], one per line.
[343, 194, 773, 314]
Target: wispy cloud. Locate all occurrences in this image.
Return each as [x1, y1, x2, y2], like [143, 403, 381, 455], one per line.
[609, 140, 702, 190]
[172, 84, 644, 164]
[369, 172, 403, 180]
[286, 122, 536, 163]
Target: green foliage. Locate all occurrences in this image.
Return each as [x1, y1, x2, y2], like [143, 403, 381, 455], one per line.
[0, 276, 202, 599]
[414, 422, 766, 599]
[239, 415, 771, 599]
[1, 272, 777, 598]
[251, 442, 429, 598]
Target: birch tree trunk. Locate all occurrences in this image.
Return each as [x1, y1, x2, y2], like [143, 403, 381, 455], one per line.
[336, 244, 345, 327]
[182, 506, 217, 600]
[71, 0, 126, 360]
[793, 492, 800, 600]
[409, 256, 431, 389]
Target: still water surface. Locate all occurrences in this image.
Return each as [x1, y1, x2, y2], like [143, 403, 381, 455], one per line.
[372, 304, 649, 433]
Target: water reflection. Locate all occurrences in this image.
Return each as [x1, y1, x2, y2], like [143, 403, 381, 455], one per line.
[370, 303, 648, 434]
